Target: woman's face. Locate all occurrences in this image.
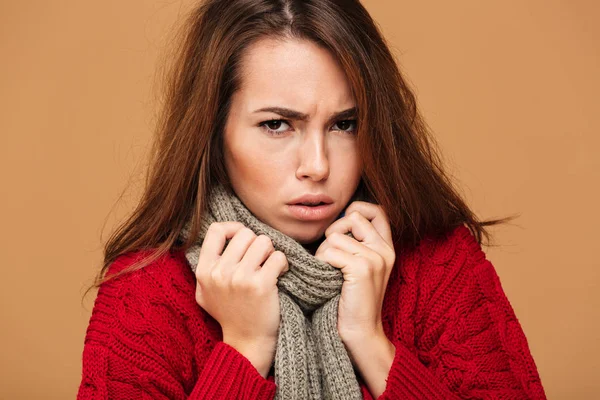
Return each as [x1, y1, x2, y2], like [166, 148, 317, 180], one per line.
[223, 37, 363, 245]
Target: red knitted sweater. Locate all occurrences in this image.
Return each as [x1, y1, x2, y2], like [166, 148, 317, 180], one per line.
[77, 225, 546, 399]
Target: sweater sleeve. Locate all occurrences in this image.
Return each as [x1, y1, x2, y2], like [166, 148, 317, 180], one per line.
[377, 226, 546, 399]
[77, 251, 276, 400]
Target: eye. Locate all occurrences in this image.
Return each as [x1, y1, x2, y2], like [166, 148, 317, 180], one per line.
[332, 119, 357, 133]
[259, 119, 291, 136]
[258, 118, 357, 136]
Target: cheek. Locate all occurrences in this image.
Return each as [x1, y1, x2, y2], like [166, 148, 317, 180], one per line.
[225, 134, 288, 186]
[333, 143, 362, 179]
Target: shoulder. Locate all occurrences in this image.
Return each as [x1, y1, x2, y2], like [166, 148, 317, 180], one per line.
[106, 247, 202, 318]
[391, 224, 496, 319]
[105, 248, 194, 287]
[419, 224, 496, 294]
[417, 224, 486, 267]
[382, 225, 487, 343]
[80, 250, 215, 396]
[86, 249, 207, 347]
[401, 224, 516, 329]
[394, 224, 486, 280]
[101, 248, 201, 307]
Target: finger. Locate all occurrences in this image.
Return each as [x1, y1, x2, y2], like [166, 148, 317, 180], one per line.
[339, 201, 393, 247]
[258, 251, 289, 284]
[317, 247, 382, 296]
[315, 247, 355, 275]
[317, 231, 378, 262]
[325, 209, 382, 246]
[240, 234, 275, 272]
[316, 233, 388, 293]
[199, 221, 246, 269]
[219, 227, 258, 272]
[323, 210, 395, 273]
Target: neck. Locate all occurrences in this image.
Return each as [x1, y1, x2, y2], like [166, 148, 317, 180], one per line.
[302, 236, 325, 256]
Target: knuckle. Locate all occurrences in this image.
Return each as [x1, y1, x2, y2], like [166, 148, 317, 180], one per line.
[349, 210, 362, 221]
[323, 247, 335, 258]
[208, 222, 223, 235]
[196, 259, 215, 280]
[328, 232, 343, 242]
[208, 268, 219, 282]
[329, 232, 348, 244]
[373, 253, 386, 271]
[210, 268, 227, 286]
[273, 250, 287, 264]
[233, 273, 258, 292]
[230, 270, 247, 287]
[257, 234, 274, 248]
[250, 278, 268, 295]
[241, 227, 256, 238]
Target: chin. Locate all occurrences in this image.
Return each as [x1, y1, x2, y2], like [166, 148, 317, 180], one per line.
[270, 214, 332, 244]
[284, 225, 326, 245]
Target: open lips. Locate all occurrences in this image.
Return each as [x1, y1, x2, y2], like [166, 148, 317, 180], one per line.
[288, 194, 334, 206]
[287, 194, 336, 221]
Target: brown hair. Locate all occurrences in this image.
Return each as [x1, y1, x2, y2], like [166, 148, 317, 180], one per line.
[83, 0, 516, 298]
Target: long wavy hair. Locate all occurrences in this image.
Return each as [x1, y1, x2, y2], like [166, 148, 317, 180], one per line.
[83, 0, 516, 298]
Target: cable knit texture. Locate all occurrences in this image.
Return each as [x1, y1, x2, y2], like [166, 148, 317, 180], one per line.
[77, 224, 547, 399]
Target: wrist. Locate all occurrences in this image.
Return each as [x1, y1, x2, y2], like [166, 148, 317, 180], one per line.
[344, 333, 396, 398]
[344, 330, 392, 355]
[340, 323, 386, 347]
[223, 336, 276, 378]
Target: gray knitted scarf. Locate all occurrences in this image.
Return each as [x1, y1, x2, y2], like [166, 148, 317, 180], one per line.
[179, 182, 365, 399]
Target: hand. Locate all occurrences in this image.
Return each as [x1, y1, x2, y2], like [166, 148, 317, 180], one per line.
[195, 221, 289, 377]
[314, 201, 396, 344]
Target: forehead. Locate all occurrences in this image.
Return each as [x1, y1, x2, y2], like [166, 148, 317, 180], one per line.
[235, 37, 355, 109]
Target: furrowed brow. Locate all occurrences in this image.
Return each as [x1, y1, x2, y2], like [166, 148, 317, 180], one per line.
[253, 106, 357, 125]
[253, 107, 309, 121]
[327, 107, 357, 126]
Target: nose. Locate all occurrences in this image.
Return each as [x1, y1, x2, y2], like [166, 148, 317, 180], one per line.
[295, 130, 330, 181]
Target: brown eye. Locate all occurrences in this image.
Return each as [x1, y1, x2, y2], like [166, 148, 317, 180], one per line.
[333, 119, 357, 133]
[259, 119, 291, 135]
[266, 121, 282, 130]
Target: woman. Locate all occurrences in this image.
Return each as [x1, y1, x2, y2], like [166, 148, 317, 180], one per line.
[78, 0, 546, 399]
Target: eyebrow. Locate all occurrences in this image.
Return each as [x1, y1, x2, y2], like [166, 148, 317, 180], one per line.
[253, 106, 357, 125]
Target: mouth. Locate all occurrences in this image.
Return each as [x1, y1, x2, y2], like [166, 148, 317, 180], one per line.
[287, 202, 336, 221]
[287, 193, 335, 220]
[293, 201, 328, 206]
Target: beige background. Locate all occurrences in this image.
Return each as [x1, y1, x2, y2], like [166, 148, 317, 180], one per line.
[1, 1, 598, 398]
